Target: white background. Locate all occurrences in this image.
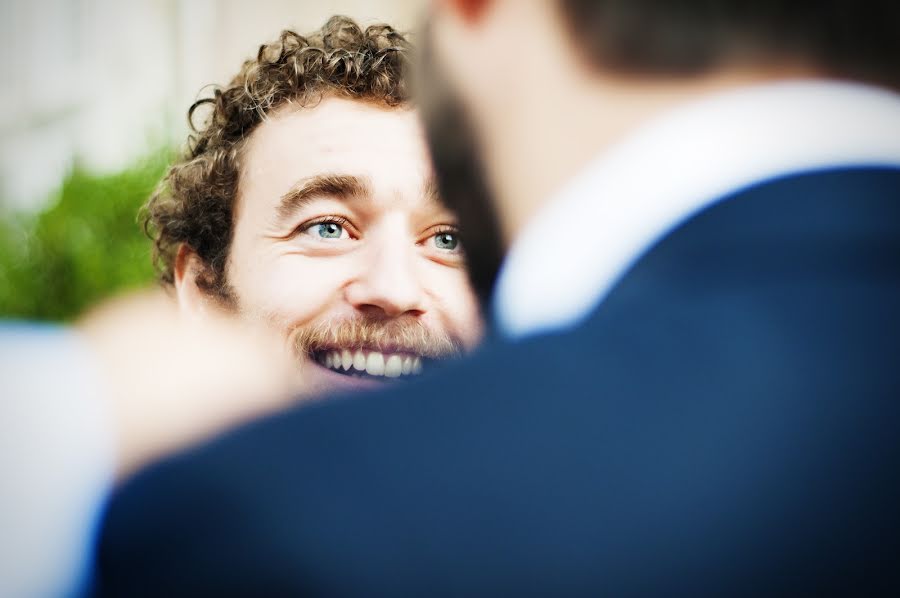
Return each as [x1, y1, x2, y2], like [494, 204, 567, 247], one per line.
[0, 0, 424, 211]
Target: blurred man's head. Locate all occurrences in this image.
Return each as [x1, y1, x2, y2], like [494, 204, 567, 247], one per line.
[419, 0, 900, 296]
[146, 16, 482, 395]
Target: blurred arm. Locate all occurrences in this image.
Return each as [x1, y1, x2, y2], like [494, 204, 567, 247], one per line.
[0, 290, 299, 597]
[0, 324, 114, 598]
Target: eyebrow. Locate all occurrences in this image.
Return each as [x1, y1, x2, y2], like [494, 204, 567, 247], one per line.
[275, 174, 371, 221]
[423, 176, 443, 207]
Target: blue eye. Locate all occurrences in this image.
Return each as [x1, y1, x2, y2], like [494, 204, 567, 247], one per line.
[304, 221, 347, 240]
[317, 222, 343, 238]
[433, 232, 460, 251]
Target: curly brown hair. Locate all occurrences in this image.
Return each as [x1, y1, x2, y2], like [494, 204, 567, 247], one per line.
[144, 15, 412, 297]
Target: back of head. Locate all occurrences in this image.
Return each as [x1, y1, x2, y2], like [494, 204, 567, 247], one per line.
[559, 0, 900, 88]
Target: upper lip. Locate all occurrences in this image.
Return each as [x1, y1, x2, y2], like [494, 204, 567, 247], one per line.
[311, 344, 422, 356]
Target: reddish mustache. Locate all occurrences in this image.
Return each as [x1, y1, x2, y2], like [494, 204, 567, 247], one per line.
[291, 318, 461, 360]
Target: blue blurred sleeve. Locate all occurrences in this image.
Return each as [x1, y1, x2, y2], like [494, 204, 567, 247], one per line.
[0, 324, 116, 598]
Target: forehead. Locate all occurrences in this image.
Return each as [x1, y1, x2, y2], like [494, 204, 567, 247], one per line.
[238, 97, 431, 213]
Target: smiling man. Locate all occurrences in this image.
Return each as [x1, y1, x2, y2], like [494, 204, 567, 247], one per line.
[147, 16, 482, 394]
[1, 16, 487, 598]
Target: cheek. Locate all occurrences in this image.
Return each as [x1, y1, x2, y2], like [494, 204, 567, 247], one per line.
[231, 254, 351, 326]
[423, 265, 483, 348]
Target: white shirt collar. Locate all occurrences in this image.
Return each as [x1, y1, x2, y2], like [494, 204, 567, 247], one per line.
[493, 80, 900, 339]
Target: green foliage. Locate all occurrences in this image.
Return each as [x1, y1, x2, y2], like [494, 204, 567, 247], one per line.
[0, 152, 172, 321]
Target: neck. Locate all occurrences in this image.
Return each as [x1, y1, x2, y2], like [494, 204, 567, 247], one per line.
[479, 66, 821, 247]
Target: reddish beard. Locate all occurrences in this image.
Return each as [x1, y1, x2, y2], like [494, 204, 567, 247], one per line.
[290, 316, 462, 363]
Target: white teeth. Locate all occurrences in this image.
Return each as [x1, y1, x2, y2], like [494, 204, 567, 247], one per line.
[353, 349, 366, 371]
[384, 355, 403, 378]
[322, 349, 425, 378]
[366, 352, 385, 376]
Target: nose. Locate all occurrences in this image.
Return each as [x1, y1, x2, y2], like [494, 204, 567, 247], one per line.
[344, 238, 427, 319]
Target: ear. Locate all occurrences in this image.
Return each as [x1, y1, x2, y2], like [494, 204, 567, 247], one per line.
[441, 0, 492, 23]
[173, 244, 217, 319]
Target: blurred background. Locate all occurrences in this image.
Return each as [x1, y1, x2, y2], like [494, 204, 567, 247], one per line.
[0, 0, 424, 320]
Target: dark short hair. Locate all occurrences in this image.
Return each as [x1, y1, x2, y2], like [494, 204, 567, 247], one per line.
[144, 15, 412, 297]
[558, 1, 899, 88]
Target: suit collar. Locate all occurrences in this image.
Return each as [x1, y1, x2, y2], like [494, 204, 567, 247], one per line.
[493, 80, 900, 339]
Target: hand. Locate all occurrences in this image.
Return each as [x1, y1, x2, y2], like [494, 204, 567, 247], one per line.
[77, 291, 299, 480]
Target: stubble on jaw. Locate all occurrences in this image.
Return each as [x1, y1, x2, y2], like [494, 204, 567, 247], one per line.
[207, 281, 463, 375]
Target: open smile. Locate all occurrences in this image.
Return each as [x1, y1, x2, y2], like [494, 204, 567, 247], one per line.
[310, 348, 426, 382]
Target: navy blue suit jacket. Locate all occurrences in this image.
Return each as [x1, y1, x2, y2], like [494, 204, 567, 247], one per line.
[96, 168, 900, 596]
